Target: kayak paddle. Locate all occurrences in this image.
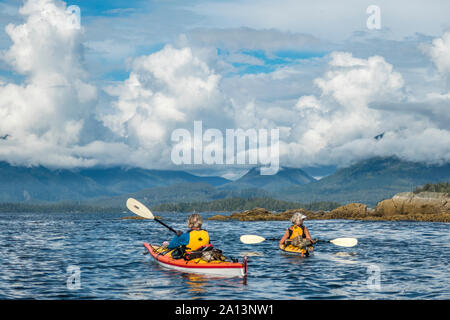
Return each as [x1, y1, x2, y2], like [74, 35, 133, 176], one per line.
[240, 234, 358, 247]
[321, 238, 358, 247]
[126, 198, 178, 235]
[240, 235, 266, 244]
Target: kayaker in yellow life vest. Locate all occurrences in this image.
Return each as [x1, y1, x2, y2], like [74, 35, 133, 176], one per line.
[167, 213, 210, 252]
[279, 212, 316, 248]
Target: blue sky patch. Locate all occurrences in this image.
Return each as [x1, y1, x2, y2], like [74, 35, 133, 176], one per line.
[220, 49, 327, 75]
[69, 0, 147, 17]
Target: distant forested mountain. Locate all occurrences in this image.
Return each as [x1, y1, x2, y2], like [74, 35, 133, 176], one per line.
[220, 167, 316, 192]
[0, 157, 448, 208]
[277, 157, 450, 206]
[87, 183, 270, 208]
[0, 162, 229, 202]
[151, 197, 341, 213]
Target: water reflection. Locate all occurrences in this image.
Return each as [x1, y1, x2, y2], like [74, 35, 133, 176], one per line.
[280, 253, 310, 266]
[0, 212, 449, 299]
[239, 251, 264, 257]
[331, 252, 359, 265]
[183, 273, 209, 295]
[179, 272, 248, 299]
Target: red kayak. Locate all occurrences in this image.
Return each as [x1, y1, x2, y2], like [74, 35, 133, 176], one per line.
[144, 243, 247, 277]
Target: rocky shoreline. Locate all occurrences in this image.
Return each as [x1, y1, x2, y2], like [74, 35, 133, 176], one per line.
[208, 192, 450, 222]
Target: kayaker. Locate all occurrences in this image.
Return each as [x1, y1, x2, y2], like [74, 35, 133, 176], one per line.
[279, 212, 316, 248]
[167, 213, 210, 252]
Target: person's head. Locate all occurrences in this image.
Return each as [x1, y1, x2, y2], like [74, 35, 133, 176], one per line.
[187, 213, 203, 230]
[291, 212, 306, 225]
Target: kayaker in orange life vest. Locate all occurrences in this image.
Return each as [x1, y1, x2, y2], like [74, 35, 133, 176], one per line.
[167, 213, 210, 252]
[279, 212, 316, 248]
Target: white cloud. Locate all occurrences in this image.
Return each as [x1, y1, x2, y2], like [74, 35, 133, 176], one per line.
[276, 51, 450, 167]
[296, 95, 327, 114]
[315, 52, 404, 109]
[226, 52, 264, 66]
[186, 27, 324, 53]
[97, 45, 448, 169]
[189, 0, 450, 41]
[328, 128, 450, 166]
[84, 39, 136, 62]
[426, 31, 450, 75]
[99, 45, 234, 166]
[0, 0, 449, 171]
[0, 0, 99, 167]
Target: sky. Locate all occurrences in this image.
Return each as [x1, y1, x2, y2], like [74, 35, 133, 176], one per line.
[0, 0, 449, 173]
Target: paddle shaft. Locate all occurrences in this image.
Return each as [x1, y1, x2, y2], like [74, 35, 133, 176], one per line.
[315, 239, 330, 244]
[266, 237, 321, 243]
[154, 217, 178, 234]
[241, 234, 356, 247]
[265, 238, 357, 248]
[127, 198, 179, 235]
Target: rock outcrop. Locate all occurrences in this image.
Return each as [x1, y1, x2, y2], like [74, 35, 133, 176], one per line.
[230, 208, 295, 221]
[208, 208, 312, 221]
[376, 192, 449, 215]
[208, 192, 450, 222]
[209, 214, 230, 221]
[327, 203, 368, 219]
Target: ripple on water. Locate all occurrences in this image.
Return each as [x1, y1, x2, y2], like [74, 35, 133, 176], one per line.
[0, 212, 448, 299]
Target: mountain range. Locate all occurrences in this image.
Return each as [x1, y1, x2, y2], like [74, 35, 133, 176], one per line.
[277, 157, 450, 206]
[218, 167, 316, 192]
[0, 162, 229, 202]
[0, 157, 449, 206]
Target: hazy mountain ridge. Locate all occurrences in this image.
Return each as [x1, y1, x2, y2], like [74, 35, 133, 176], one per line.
[88, 183, 271, 208]
[0, 162, 105, 202]
[0, 157, 448, 206]
[219, 166, 316, 192]
[277, 157, 450, 206]
[0, 162, 230, 202]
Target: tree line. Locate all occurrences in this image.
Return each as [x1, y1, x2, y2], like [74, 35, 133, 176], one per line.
[150, 197, 341, 213]
[0, 197, 341, 214]
[413, 182, 450, 194]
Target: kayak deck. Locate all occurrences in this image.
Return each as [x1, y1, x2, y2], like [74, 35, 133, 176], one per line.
[144, 243, 247, 277]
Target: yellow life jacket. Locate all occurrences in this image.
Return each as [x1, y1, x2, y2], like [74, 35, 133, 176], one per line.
[288, 224, 305, 239]
[186, 229, 210, 252]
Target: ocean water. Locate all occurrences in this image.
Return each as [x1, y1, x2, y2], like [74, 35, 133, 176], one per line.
[0, 212, 448, 299]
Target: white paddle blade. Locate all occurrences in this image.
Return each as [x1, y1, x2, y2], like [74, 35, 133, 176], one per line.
[126, 198, 154, 219]
[240, 235, 266, 244]
[330, 237, 358, 247]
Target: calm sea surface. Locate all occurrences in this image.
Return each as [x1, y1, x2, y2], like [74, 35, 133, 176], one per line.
[0, 212, 448, 299]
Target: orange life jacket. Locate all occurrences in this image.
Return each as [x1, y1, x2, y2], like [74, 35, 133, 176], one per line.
[288, 224, 306, 239]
